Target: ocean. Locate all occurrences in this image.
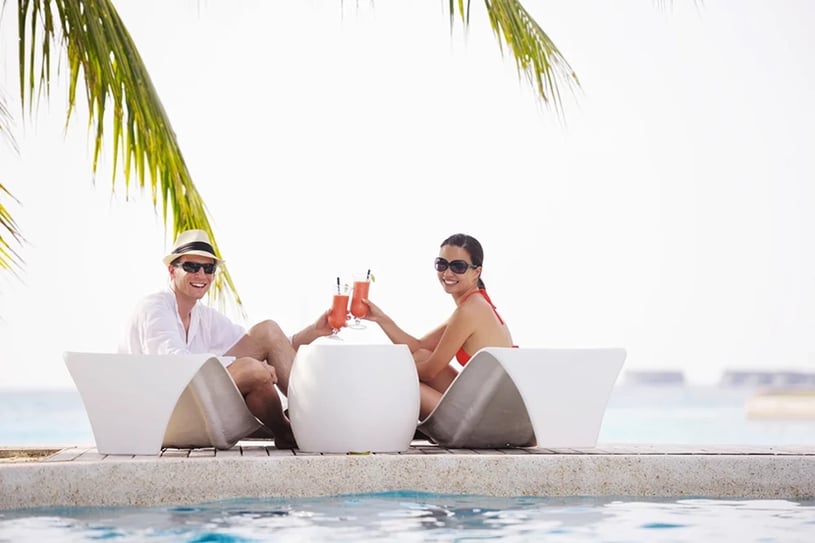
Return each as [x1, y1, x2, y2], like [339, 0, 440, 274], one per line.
[1, 384, 814, 447]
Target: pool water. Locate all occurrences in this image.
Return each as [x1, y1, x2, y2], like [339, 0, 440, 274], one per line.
[1, 491, 814, 542]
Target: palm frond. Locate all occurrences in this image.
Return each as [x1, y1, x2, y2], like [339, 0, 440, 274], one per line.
[454, 0, 580, 117]
[448, 0, 470, 28]
[0, 183, 24, 277]
[0, 93, 20, 153]
[16, 0, 243, 314]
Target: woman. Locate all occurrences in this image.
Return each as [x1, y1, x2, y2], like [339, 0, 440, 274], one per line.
[362, 233, 514, 418]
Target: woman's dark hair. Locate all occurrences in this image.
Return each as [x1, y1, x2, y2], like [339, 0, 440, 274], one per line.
[441, 233, 486, 289]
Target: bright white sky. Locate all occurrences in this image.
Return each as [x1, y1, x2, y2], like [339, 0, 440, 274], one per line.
[1, 0, 814, 389]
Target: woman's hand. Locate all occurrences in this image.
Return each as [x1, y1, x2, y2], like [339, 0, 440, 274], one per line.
[360, 298, 388, 324]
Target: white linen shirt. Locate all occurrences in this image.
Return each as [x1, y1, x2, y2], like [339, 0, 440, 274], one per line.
[119, 289, 245, 358]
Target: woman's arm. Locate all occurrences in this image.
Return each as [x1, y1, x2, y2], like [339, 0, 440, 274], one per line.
[361, 297, 421, 350]
[416, 324, 447, 352]
[363, 298, 450, 353]
[414, 304, 479, 381]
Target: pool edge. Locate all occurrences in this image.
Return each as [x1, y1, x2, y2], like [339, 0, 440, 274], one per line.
[1, 443, 814, 510]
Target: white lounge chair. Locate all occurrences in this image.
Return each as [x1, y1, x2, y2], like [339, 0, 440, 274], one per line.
[416, 347, 626, 448]
[64, 352, 262, 455]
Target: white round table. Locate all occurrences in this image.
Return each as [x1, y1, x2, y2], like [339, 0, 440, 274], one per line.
[288, 343, 420, 453]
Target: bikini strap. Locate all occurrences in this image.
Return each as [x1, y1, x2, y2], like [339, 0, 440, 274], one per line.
[475, 288, 505, 325]
[460, 289, 482, 303]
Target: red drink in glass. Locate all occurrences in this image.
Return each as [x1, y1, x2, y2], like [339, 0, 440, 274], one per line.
[350, 280, 370, 319]
[328, 294, 350, 331]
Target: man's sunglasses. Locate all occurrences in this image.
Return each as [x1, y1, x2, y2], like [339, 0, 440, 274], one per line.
[434, 257, 478, 274]
[175, 261, 217, 275]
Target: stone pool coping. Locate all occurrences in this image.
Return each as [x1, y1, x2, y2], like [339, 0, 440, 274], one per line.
[1, 441, 814, 510]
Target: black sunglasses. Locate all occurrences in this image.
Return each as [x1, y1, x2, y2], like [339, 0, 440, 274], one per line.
[175, 261, 217, 275]
[434, 257, 478, 274]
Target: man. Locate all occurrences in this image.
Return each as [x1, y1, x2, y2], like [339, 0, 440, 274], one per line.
[119, 229, 332, 448]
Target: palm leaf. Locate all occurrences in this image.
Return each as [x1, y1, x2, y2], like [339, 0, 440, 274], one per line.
[0, 93, 20, 153]
[454, 0, 581, 117]
[0, 183, 24, 277]
[5, 0, 582, 315]
[15, 0, 243, 314]
[0, 87, 22, 276]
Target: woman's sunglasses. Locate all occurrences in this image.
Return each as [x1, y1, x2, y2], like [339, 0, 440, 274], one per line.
[434, 257, 478, 274]
[175, 261, 217, 275]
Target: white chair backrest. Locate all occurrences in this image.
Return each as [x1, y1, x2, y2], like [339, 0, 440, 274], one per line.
[418, 347, 626, 448]
[64, 352, 260, 455]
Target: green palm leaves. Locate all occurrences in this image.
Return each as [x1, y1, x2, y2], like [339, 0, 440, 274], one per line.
[452, 0, 579, 116]
[2, 1, 579, 312]
[1, 94, 22, 275]
[0, 183, 23, 276]
[11, 0, 241, 310]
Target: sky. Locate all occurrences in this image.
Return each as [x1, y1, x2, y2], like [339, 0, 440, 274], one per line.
[1, 0, 814, 388]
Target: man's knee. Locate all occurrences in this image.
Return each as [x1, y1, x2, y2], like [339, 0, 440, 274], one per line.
[230, 357, 276, 389]
[248, 320, 286, 342]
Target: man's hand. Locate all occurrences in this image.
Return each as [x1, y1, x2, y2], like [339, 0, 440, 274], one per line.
[266, 363, 278, 385]
[312, 309, 334, 337]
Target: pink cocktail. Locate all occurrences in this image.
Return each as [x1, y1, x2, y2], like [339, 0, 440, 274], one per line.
[328, 294, 349, 339]
[349, 280, 370, 329]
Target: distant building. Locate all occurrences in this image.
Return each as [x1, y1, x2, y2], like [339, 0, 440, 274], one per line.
[719, 370, 815, 388]
[622, 370, 685, 386]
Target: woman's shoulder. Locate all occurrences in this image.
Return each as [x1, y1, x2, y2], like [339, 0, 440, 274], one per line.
[458, 289, 492, 309]
[457, 288, 509, 328]
[454, 290, 493, 318]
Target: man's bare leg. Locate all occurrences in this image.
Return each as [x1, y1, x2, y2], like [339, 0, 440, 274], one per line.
[227, 320, 295, 395]
[226, 357, 296, 449]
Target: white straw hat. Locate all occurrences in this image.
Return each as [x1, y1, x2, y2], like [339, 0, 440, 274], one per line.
[162, 229, 224, 266]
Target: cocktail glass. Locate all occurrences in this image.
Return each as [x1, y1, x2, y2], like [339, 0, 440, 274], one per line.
[348, 276, 370, 330]
[327, 294, 350, 340]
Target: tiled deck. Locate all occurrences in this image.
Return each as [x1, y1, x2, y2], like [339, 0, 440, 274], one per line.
[1, 441, 814, 510]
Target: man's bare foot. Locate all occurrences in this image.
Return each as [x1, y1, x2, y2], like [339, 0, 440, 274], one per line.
[268, 420, 297, 449]
[273, 428, 297, 449]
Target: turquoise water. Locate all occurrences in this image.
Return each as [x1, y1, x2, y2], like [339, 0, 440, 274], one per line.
[1, 491, 814, 542]
[2, 385, 815, 446]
